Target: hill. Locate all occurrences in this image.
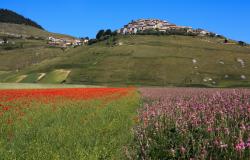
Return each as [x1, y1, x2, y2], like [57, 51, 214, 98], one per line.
[117, 19, 215, 37]
[0, 9, 43, 30]
[1, 35, 250, 87]
[0, 22, 78, 77]
[0, 22, 75, 39]
[0, 9, 81, 74]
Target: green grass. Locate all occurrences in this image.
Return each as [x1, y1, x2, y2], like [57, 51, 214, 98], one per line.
[0, 83, 101, 89]
[20, 73, 41, 83]
[1, 75, 27, 83]
[0, 71, 10, 75]
[0, 23, 74, 72]
[0, 22, 74, 39]
[0, 40, 65, 71]
[1, 35, 250, 87]
[0, 90, 140, 159]
[39, 70, 71, 84]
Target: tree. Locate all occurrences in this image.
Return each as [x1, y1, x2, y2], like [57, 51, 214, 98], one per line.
[238, 41, 246, 46]
[224, 39, 228, 43]
[112, 31, 118, 36]
[96, 30, 105, 39]
[88, 39, 98, 45]
[104, 29, 112, 36]
[80, 37, 89, 41]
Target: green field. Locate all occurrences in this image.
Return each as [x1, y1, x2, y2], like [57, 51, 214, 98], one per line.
[1, 35, 250, 87]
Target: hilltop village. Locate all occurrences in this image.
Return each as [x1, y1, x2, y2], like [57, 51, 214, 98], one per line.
[117, 19, 213, 36]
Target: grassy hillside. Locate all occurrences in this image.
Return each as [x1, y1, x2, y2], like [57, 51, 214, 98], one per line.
[0, 39, 65, 70]
[0, 22, 74, 39]
[0, 23, 77, 79]
[1, 35, 250, 87]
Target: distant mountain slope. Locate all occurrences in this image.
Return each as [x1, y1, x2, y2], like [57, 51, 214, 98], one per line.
[0, 9, 43, 30]
[0, 23, 76, 75]
[0, 22, 74, 39]
[2, 35, 250, 87]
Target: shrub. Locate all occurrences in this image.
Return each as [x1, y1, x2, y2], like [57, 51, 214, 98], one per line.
[96, 30, 105, 39]
[238, 41, 247, 46]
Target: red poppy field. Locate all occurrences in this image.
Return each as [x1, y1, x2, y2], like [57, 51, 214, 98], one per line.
[0, 87, 139, 159]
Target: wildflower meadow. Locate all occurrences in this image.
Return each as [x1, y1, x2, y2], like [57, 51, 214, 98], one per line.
[0, 88, 139, 159]
[0, 87, 249, 159]
[131, 88, 250, 160]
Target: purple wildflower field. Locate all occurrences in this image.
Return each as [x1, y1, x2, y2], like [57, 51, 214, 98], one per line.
[133, 88, 250, 160]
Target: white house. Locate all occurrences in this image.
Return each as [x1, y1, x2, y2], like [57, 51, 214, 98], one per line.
[83, 39, 89, 44]
[73, 39, 83, 46]
[199, 30, 210, 36]
[122, 28, 128, 34]
[117, 29, 121, 34]
[133, 28, 138, 34]
[48, 36, 56, 41]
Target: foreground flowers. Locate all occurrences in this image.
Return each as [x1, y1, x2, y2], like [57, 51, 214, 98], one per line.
[0, 87, 139, 159]
[0, 88, 131, 102]
[133, 88, 250, 159]
[1, 87, 250, 159]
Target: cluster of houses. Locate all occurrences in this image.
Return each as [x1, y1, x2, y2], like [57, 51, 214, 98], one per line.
[117, 19, 212, 36]
[48, 36, 89, 48]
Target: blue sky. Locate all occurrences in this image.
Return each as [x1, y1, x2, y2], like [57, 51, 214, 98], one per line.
[1, 0, 250, 42]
